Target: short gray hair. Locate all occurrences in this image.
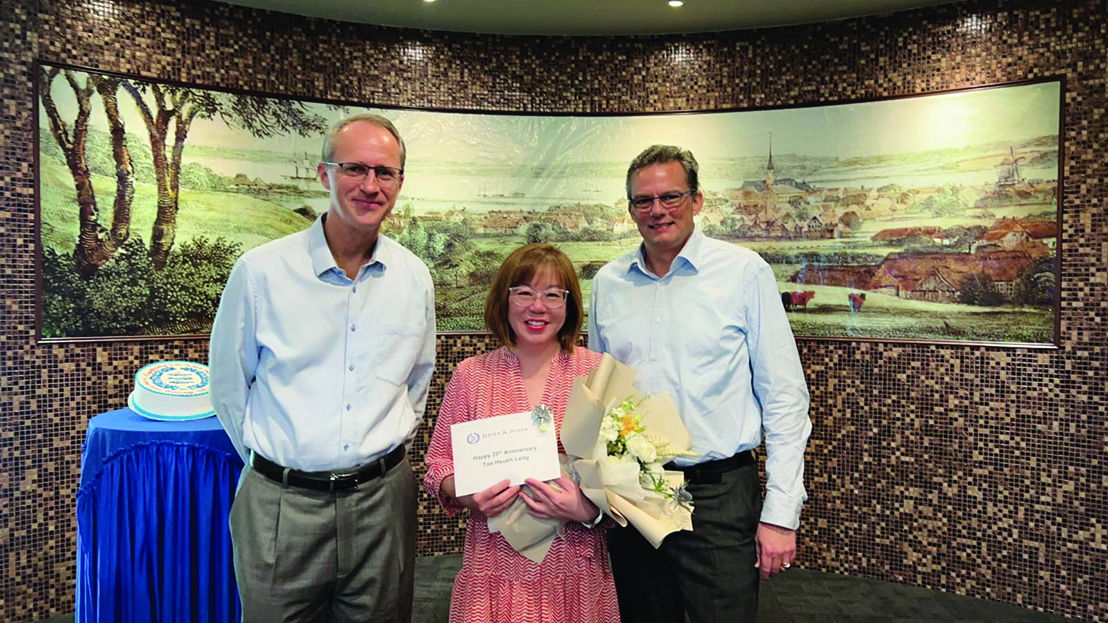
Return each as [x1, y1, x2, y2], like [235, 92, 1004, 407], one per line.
[625, 144, 699, 199]
[321, 113, 407, 168]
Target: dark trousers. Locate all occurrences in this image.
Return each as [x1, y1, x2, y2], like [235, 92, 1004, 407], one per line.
[608, 463, 761, 623]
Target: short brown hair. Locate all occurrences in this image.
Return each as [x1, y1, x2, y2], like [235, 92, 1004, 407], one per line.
[625, 144, 699, 199]
[484, 244, 583, 352]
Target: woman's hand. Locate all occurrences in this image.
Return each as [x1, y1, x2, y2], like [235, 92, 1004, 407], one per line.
[521, 476, 598, 523]
[442, 476, 520, 518]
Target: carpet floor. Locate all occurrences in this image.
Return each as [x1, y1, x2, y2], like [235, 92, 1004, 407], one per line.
[36, 554, 1073, 622]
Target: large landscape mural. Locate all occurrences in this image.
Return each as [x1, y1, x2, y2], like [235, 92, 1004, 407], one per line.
[37, 63, 1060, 344]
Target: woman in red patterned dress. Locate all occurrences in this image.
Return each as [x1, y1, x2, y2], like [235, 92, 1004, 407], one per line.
[424, 244, 621, 623]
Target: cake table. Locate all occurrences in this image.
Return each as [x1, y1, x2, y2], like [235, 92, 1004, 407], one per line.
[76, 407, 243, 623]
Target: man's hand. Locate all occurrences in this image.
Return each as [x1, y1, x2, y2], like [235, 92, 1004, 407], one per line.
[755, 522, 797, 580]
[520, 476, 598, 523]
[447, 478, 520, 518]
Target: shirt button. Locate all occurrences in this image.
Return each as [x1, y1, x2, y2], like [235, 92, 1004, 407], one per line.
[343, 443, 350, 451]
[346, 403, 352, 411]
[352, 286, 357, 293]
[348, 363, 355, 371]
[350, 324, 356, 332]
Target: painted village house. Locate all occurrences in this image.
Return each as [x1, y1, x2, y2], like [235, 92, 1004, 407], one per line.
[972, 217, 1057, 256]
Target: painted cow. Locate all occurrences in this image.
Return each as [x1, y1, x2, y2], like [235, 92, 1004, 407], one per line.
[848, 292, 867, 313]
[781, 290, 816, 311]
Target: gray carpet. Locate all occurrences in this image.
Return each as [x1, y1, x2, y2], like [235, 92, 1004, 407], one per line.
[411, 555, 1071, 623]
[35, 554, 1073, 622]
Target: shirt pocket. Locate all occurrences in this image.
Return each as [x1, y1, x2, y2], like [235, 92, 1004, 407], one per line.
[375, 322, 425, 386]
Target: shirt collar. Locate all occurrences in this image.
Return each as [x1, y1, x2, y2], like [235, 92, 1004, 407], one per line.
[629, 226, 705, 278]
[677, 227, 706, 272]
[308, 214, 387, 279]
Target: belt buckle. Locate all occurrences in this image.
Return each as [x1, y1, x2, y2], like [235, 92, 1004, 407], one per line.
[329, 470, 358, 492]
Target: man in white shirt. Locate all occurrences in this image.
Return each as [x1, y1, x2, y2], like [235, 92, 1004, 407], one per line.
[588, 144, 811, 623]
[209, 114, 435, 623]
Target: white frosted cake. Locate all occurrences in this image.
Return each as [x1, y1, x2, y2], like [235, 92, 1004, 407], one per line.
[128, 360, 215, 421]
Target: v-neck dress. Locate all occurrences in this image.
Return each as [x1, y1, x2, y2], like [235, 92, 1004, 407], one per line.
[424, 346, 620, 623]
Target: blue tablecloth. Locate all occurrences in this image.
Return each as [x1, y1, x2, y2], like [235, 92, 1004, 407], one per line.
[77, 408, 243, 623]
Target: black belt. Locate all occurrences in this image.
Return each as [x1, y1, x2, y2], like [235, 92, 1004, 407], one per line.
[665, 450, 756, 485]
[251, 445, 406, 492]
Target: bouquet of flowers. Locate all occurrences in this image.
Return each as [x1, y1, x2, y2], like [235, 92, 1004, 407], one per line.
[599, 397, 694, 516]
[562, 353, 696, 547]
[489, 354, 696, 563]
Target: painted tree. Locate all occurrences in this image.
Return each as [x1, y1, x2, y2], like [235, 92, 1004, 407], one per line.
[94, 75, 135, 261]
[38, 68, 134, 276]
[120, 81, 329, 268]
[41, 68, 331, 275]
[1012, 256, 1057, 306]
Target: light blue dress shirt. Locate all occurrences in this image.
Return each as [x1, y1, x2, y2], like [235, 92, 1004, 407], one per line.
[209, 216, 436, 472]
[588, 228, 811, 529]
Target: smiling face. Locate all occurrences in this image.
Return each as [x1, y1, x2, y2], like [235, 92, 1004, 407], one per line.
[317, 120, 404, 240]
[628, 160, 703, 266]
[506, 266, 567, 352]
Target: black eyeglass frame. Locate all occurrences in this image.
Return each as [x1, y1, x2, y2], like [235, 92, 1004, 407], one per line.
[322, 161, 405, 183]
[627, 188, 696, 212]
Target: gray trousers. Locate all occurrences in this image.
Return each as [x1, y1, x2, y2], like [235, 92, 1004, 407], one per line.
[229, 458, 417, 623]
[608, 463, 762, 623]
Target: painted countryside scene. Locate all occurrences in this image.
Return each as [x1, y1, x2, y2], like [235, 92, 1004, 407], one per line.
[37, 65, 1059, 344]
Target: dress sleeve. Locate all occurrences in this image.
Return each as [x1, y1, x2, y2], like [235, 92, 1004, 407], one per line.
[423, 360, 472, 516]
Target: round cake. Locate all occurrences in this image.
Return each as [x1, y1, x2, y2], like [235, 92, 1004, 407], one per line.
[128, 360, 215, 421]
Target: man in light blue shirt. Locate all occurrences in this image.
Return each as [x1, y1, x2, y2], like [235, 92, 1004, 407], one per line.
[209, 114, 435, 623]
[589, 144, 811, 623]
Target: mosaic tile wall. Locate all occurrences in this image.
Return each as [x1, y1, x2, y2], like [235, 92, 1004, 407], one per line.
[1, 0, 1104, 620]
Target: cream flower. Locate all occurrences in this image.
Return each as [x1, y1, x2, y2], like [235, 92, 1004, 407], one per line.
[599, 415, 620, 442]
[626, 433, 657, 464]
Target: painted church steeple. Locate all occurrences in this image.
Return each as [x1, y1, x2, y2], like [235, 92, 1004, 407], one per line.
[765, 132, 775, 189]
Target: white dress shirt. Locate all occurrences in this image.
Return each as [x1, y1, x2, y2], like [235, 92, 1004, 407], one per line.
[588, 227, 811, 529]
[209, 216, 436, 472]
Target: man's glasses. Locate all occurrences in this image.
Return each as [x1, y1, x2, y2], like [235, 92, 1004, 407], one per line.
[508, 287, 570, 309]
[323, 162, 404, 185]
[628, 189, 695, 212]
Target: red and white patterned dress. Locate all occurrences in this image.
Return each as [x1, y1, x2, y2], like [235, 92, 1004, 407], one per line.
[424, 346, 621, 623]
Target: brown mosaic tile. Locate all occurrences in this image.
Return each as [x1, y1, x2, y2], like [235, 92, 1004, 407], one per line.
[1, 0, 1105, 621]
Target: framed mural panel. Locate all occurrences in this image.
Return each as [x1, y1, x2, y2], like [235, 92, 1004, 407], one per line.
[35, 61, 1061, 346]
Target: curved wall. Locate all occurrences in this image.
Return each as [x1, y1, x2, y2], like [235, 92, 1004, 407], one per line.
[1, 0, 1104, 620]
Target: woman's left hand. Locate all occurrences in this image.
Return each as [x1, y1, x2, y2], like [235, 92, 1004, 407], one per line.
[521, 476, 598, 523]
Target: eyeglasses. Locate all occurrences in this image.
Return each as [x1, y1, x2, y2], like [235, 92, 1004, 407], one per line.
[508, 286, 570, 309]
[628, 189, 695, 212]
[323, 162, 404, 185]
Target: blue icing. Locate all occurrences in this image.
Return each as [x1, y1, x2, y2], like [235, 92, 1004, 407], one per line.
[148, 364, 209, 393]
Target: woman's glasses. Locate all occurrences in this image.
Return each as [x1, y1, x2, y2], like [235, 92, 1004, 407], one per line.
[508, 287, 570, 308]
